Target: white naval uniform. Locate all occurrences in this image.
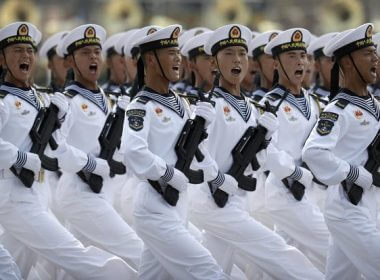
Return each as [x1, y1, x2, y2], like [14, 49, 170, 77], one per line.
[122, 87, 228, 280]
[55, 82, 143, 271]
[303, 89, 380, 280]
[188, 87, 324, 280]
[0, 83, 133, 280]
[261, 85, 329, 272]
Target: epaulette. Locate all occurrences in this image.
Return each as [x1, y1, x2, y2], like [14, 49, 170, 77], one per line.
[136, 96, 150, 104]
[266, 92, 282, 101]
[334, 98, 349, 109]
[0, 90, 8, 99]
[63, 90, 78, 99]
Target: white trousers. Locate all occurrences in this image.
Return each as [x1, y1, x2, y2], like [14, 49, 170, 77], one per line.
[189, 187, 324, 280]
[57, 173, 143, 270]
[0, 175, 136, 280]
[134, 182, 228, 280]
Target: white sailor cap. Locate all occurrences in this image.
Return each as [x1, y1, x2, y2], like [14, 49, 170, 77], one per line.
[181, 31, 213, 59]
[114, 29, 138, 56]
[102, 32, 126, 58]
[0, 22, 41, 50]
[39, 31, 69, 60]
[135, 24, 182, 54]
[60, 24, 106, 57]
[248, 30, 280, 59]
[264, 28, 311, 57]
[178, 27, 211, 50]
[306, 32, 338, 58]
[323, 23, 374, 58]
[372, 32, 380, 55]
[204, 24, 252, 56]
[124, 26, 160, 58]
[251, 31, 260, 39]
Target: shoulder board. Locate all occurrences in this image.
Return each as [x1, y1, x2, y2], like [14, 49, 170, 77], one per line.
[266, 92, 282, 101]
[0, 90, 8, 99]
[334, 98, 349, 109]
[252, 95, 262, 102]
[136, 96, 150, 104]
[63, 90, 78, 98]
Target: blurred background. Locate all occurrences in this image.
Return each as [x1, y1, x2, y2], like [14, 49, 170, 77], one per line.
[0, 0, 379, 84]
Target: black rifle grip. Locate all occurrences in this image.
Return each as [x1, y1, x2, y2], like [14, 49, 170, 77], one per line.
[185, 168, 204, 184]
[18, 168, 35, 188]
[163, 186, 179, 206]
[209, 185, 229, 208]
[282, 179, 305, 201]
[237, 175, 256, 191]
[342, 181, 363, 205]
[88, 174, 103, 193]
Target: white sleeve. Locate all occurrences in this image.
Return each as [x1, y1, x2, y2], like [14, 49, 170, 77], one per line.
[302, 107, 351, 185]
[0, 100, 19, 169]
[50, 101, 89, 173]
[121, 100, 167, 180]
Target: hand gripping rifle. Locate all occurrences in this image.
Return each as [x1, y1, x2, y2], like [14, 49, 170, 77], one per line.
[211, 91, 288, 208]
[342, 130, 380, 205]
[77, 88, 127, 193]
[11, 87, 60, 187]
[148, 81, 214, 206]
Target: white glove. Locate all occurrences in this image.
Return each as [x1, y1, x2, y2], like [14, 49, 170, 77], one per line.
[355, 166, 373, 190]
[117, 95, 130, 111]
[50, 92, 69, 120]
[193, 101, 215, 128]
[93, 158, 110, 178]
[162, 166, 189, 192]
[258, 112, 278, 140]
[218, 174, 239, 195]
[23, 152, 42, 178]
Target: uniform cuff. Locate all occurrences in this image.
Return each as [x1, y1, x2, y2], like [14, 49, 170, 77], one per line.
[209, 171, 225, 193]
[82, 155, 96, 173]
[288, 166, 303, 181]
[346, 165, 359, 183]
[161, 165, 174, 183]
[14, 151, 27, 168]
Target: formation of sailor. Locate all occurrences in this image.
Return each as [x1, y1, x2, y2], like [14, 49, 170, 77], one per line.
[0, 17, 379, 280]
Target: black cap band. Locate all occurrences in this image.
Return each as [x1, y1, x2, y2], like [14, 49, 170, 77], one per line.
[333, 37, 374, 59]
[0, 35, 37, 50]
[67, 37, 101, 55]
[47, 47, 57, 60]
[271, 42, 306, 57]
[139, 38, 178, 54]
[188, 46, 206, 59]
[252, 45, 266, 59]
[106, 47, 117, 58]
[211, 38, 247, 56]
[313, 48, 325, 60]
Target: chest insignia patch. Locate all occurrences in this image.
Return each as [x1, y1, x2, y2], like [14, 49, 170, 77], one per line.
[155, 107, 163, 116]
[354, 109, 363, 119]
[127, 109, 146, 131]
[15, 100, 22, 109]
[81, 103, 88, 112]
[284, 105, 291, 114]
[223, 106, 231, 116]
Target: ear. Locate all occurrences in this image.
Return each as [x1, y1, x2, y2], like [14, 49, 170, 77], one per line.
[314, 59, 321, 72]
[66, 55, 75, 69]
[47, 60, 53, 70]
[106, 57, 112, 68]
[273, 56, 279, 70]
[252, 59, 260, 71]
[188, 58, 197, 71]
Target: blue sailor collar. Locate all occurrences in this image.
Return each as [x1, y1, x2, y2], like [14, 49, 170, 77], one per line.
[0, 82, 41, 110]
[213, 87, 252, 122]
[65, 81, 108, 114]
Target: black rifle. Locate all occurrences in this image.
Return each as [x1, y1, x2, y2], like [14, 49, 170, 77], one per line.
[342, 130, 380, 205]
[77, 88, 127, 193]
[210, 93, 288, 208]
[148, 84, 212, 206]
[11, 91, 60, 187]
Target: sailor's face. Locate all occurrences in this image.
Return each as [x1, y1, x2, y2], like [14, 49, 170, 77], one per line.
[256, 54, 276, 84]
[277, 50, 307, 86]
[194, 54, 214, 87]
[108, 53, 127, 84]
[302, 54, 315, 88]
[71, 45, 103, 82]
[351, 46, 378, 84]
[1, 43, 36, 83]
[216, 46, 248, 86]
[156, 47, 182, 82]
[316, 56, 334, 87]
[242, 56, 257, 88]
[49, 54, 68, 86]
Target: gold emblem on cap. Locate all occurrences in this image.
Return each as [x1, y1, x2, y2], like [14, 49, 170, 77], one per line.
[84, 26, 96, 38]
[17, 24, 29, 36]
[147, 28, 157, 35]
[171, 27, 180, 39]
[365, 25, 373, 38]
[269, 32, 278, 42]
[229, 26, 241, 39]
[292, 30, 303, 42]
